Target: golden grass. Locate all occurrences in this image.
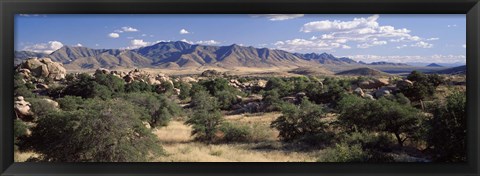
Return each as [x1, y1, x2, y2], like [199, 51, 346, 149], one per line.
[153, 113, 321, 162]
[14, 151, 38, 162]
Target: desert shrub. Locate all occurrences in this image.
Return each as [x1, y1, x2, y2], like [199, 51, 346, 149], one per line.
[219, 122, 251, 143]
[337, 95, 425, 146]
[216, 90, 240, 110]
[94, 73, 125, 93]
[122, 92, 183, 127]
[426, 91, 466, 162]
[14, 73, 36, 98]
[264, 77, 294, 97]
[157, 80, 174, 94]
[63, 73, 112, 99]
[401, 71, 444, 102]
[27, 98, 58, 118]
[57, 96, 84, 111]
[177, 81, 191, 100]
[189, 83, 207, 97]
[14, 119, 28, 139]
[125, 81, 153, 93]
[185, 91, 224, 142]
[343, 132, 395, 153]
[271, 98, 331, 144]
[199, 78, 236, 96]
[19, 98, 163, 162]
[262, 89, 283, 111]
[319, 143, 369, 162]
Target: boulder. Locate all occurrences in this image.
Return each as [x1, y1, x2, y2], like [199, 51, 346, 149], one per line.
[14, 96, 33, 120]
[354, 87, 365, 97]
[364, 94, 375, 100]
[374, 88, 391, 98]
[17, 57, 66, 81]
[173, 88, 181, 95]
[396, 79, 413, 89]
[36, 83, 49, 89]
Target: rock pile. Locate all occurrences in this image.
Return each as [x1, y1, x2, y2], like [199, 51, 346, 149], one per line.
[16, 57, 67, 81]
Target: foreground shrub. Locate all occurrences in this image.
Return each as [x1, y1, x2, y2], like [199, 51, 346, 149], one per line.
[271, 98, 331, 144]
[19, 99, 163, 162]
[185, 91, 224, 142]
[318, 143, 369, 162]
[219, 122, 251, 143]
[427, 91, 466, 162]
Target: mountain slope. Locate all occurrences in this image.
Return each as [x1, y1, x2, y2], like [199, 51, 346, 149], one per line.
[436, 65, 466, 74]
[426, 63, 444, 67]
[336, 67, 390, 77]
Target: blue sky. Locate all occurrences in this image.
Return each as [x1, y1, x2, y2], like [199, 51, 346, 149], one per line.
[15, 14, 466, 63]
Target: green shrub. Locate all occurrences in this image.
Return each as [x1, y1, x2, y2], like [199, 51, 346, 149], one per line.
[185, 91, 223, 142]
[427, 91, 466, 162]
[219, 122, 251, 143]
[216, 90, 240, 110]
[319, 143, 369, 162]
[19, 98, 164, 162]
[271, 98, 330, 143]
[125, 81, 153, 93]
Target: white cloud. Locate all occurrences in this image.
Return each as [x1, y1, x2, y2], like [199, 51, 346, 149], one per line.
[114, 29, 124, 33]
[447, 24, 457, 28]
[179, 29, 190, 34]
[129, 39, 150, 48]
[121, 26, 139, 32]
[75, 43, 83, 47]
[274, 15, 438, 52]
[23, 41, 64, 54]
[108, 33, 120, 38]
[141, 34, 147, 37]
[195, 40, 221, 45]
[426, 37, 439, 41]
[347, 54, 466, 64]
[251, 14, 304, 21]
[180, 39, 221, 45]
[411, 41, 433, 48]
[462, 44, 466, 48]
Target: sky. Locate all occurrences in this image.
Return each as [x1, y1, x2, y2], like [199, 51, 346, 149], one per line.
[15, 14, 466, 64]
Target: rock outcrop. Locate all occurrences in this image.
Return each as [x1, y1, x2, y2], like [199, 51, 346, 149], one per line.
[17, 57, 67, 81]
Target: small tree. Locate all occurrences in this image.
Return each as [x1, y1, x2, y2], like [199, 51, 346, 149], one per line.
[185, 91, 223, 142]
[271, 98, 329, 142]
[20, 99, 163, 162]
[427, 91, 466, 162]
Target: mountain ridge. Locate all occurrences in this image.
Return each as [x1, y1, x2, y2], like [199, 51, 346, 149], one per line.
[15, 41, 410, 70]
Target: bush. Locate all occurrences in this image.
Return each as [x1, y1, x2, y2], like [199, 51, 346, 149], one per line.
[427, 91, 466, 162]
[401, 71, 444, 102]
[319, 143, 369, 162]
[219, 122, 251, 143]
[177, 81, 191, 100]
[337, 95, 425, 146]
[185, 91, 224, 142]
[271, 98, 330, 143]
[57, 96, 84, 111]
[27, 98, 58, 119]
[122, 92, 183, 127]
[216, 90, 240, 110]
[19, 98, 164, 162]
[125, 81, 153, 93]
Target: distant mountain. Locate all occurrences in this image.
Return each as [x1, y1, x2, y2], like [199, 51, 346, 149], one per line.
[426, 63, 444, 67]
[435, 65, 466, 75]
[405, 62, 465, 67]
[297, 52, 358, 64]
[14, 41, 415, 70]
[336, 67, 390, 77]
[367, 61, 409, 66]
[14, 51, 48, 66]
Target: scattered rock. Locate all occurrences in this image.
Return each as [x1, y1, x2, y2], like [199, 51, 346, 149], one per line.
[14, 96, 33, 120]
[36, 83, 49, 89]
[17, 57, 67, 81]
[354, 87, 365, 97]
[396, 79, 413, 89]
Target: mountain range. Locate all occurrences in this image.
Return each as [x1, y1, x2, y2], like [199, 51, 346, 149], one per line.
[15, 41, 409, 70]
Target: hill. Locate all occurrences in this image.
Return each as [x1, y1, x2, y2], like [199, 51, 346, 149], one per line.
[336, 67, 390, 77]
[426, 63, 444, 67]
[435, 65, 466, 75]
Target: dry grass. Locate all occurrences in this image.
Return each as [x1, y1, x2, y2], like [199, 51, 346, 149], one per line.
[153, 113, 321, 162]
[14, 151, 38, 162]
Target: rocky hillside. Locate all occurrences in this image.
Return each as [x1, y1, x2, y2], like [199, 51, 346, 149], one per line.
[435, 65, 466, 74]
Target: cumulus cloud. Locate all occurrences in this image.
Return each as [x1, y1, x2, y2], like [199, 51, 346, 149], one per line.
[23, 41, 64, 54]
[251, 14, 304, 21]
[346, 54, 466, 64]
[108, 33, 120, 38]
[447, 24, 457, 28]
[129, 39, 151, 48]
[179, 29, 190, 34]
[411, 41, 433, 48]
[274, 15, 437, 52]
[195, 40, 221, 45]
[121, 26, 139, 32]
[180, 39, 221, 45]
[75, 43, 83, 47]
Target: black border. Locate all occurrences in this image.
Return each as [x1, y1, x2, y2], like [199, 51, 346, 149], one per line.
[1, 0, 480, 175]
